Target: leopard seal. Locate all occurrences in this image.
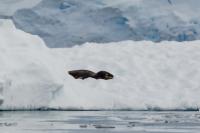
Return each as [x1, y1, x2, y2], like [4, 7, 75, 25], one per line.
[68, 70, 114, 80]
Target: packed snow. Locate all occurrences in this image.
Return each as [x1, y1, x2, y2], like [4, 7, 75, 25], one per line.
[9, 0, 200, 47]
[0, 19, 199, 110]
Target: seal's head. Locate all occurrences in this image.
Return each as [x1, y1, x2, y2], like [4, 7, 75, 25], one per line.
[94, 71, 114, 80]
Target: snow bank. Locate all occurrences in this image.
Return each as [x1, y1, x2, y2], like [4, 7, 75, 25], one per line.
[0, 19, 200, 110]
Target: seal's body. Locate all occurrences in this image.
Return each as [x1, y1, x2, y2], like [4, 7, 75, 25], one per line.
[68, 70, 96, 79]
[68, 70, 113, 80]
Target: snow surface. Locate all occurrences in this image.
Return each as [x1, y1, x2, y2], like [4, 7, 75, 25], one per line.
[0, 19, 200, 110]
[11, 0, 200, 47]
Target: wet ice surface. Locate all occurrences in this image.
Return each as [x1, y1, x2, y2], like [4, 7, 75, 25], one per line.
[0, 111, 200, 133]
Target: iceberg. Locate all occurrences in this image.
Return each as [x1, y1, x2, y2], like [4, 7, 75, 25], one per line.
[13, 0, 134, 47]
[10, 0, 200, 47]
[0, 19, 199, 110]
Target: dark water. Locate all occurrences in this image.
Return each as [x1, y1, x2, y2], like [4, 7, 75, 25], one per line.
[0, 111, 200, 133]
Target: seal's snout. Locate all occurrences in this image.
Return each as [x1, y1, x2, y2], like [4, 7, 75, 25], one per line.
[106, 74, 114, 79]
[104, 73, 114, 80]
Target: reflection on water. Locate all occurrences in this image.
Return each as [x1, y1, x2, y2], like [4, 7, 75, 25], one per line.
[0, 111, 200, 133]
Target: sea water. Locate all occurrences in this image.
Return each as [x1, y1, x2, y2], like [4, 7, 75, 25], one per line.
[0, 111, 199, 133]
